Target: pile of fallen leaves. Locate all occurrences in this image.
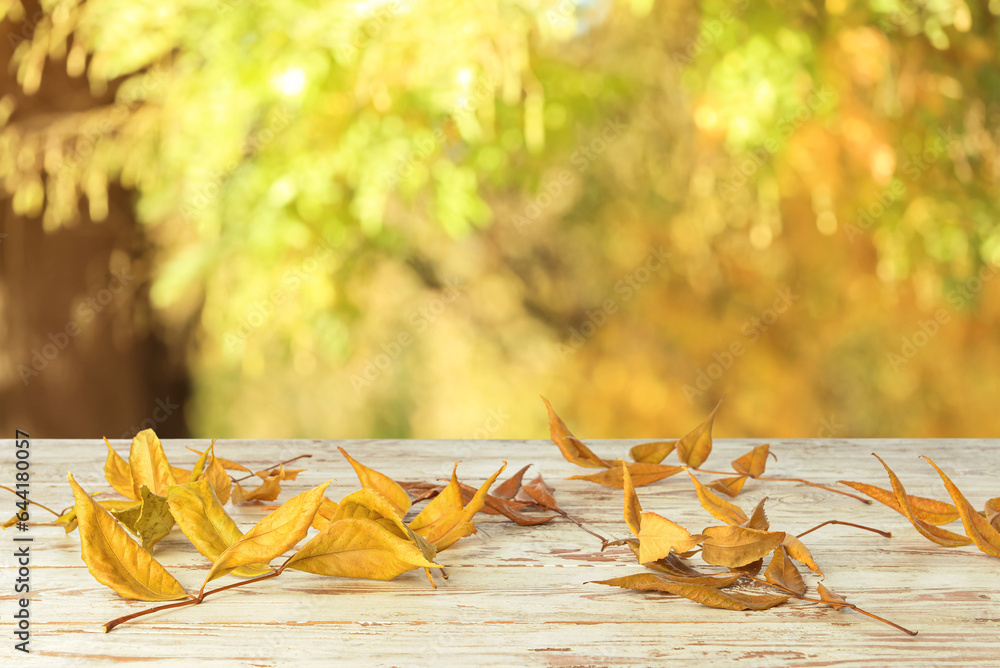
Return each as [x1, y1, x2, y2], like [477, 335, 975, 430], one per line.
[3, 395, 999, 636]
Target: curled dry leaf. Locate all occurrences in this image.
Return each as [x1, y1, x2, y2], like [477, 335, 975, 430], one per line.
[68, 473, 186, 602]
[817, 582, 851, 610]
[311, 497, 340, 531]
[675, 397, 724, 468]
[985, 498, 1000, 532]
[782, 534, 823, 576]
[764, 545, 806, 596]
[569, 462, 683, 489]
[339, 446, 412, 517]
[128, 429, 176, 498]
[166, 480, 271, 577]
[700, 525, 786, 568]
[624, 543, 741, 587]
[204, 481, 331, 584]
[257, 467, 305, 481]
[55, 499, 139, 534]
[492, 464, 532, 499]
[103, 438, 136, 500]
[541, 396, 610, 469]
[709, 476, 748, 498]
[628, 441, 676, 465]
[837, 479, 959, 526]
[457, 483, 558, 526]
[688, 471, 749, 526]
[872, 454, 971, 547]
[743, 498, 770, 531]
[232, 472, 282, 505]
[594, 573, 788, 611]
[128, 485, 175, 552]
[521, 475, 559, 510]
[408, 463, 506, 550]
[731, 443, 771, 478]
[922, 456, 1000, 558]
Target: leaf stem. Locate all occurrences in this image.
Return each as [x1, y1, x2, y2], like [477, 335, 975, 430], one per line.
[230, 454, 313, 484]
[755, 477, 872, 504]
[796, 520, 891, 539]
[0, 485, 62, 516]
[554, 508, 613, 545]
[742, 575, 917, 636]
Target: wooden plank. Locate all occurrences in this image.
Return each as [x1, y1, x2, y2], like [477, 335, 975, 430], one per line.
[1, 438, 998, 665]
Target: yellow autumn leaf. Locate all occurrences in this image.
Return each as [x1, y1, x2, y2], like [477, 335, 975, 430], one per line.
[311, 498, 339, 530]
[569, 462, 683, 488]
[687, 471, 749, 525]
[676, 397, 723, 468]
[700, 525, 786, 568]
[541, 396, 611, 469]
[923, 456, 1000, 558]
[628, 440, 676, 465]
[166, 480, 271, 577]
[232, 472, 282, 505]
[203, 481, 331, 584]
[128, 429, 176, 497]
[409, 463, 506, 550]
[873, 454, 971, 547]
[286, 517, 441, 580]
[637, 512, 705, 564]
[68, 473, 186, 602]
[339, 446, 412, 517]
[731, 443, 771, 478]
[130, 485, 176, 552]
[103, 438, 136, 499]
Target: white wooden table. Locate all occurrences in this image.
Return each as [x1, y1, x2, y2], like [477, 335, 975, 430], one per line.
[2, 438, 998, 666]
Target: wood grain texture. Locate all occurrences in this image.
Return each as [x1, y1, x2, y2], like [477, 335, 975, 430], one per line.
[1, 438, 998, 666]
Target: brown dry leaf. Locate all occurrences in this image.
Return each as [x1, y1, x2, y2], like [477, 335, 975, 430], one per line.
[872, 454, 971, 547]
[731, 443, 771, 478]
[128, 429, 176, 498]
[103, 438, 136, 500]
[286, 517, 440, 580]
[675, 397, 723, 468]
[628, 441, 676, 465]
[624, 543, 741, 587]
[817, 582, 851, 610]
[409, 463, 506, 550]
[166, 481, 271, 577]
[457, 485, 557, 526]
[492, 464, 532, 499]
[594, 574, 788, 611]
[764, 545, 806, 596]
[570, 462, 683, 489]
[339, 447, 412, 517]
[311, 498, 340, 530]
[68, 473, 186, 601]
[541, 396, 610, 469]
[782, 534, 823, 576]
[522, 475, 559, 510]
[837, 479, 959, 525]
[729, 558, 764, 577]
[923, 456, 1000, 558]
[688, 471, 749, 525]
[700, 525, 786, 568]
[231, 471, 282, 505]
[709, 476, 748, 498]
[204, 481, 331, 584]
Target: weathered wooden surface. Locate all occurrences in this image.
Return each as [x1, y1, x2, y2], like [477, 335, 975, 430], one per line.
[1, 438, 998, 666]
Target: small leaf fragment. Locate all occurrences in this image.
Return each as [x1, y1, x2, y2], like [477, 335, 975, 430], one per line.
[232, 473, 282, 505]
[676, 397, 723, 468]
[493, 464, 532, 499]
[731, 443, 771, 478]
[709, 476, 748, 498]
[743, 498, 770, 531]
[764, 545, 806, 596]
[130, 485, 175, 552]
[68, 473, 186, 601]
[817, 582, 851, 610]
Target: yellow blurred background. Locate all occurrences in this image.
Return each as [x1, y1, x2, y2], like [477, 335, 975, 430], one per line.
[2, 0, 999, 440]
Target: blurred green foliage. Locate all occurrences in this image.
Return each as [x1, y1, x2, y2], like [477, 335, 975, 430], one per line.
[2, 0, 999, 438]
